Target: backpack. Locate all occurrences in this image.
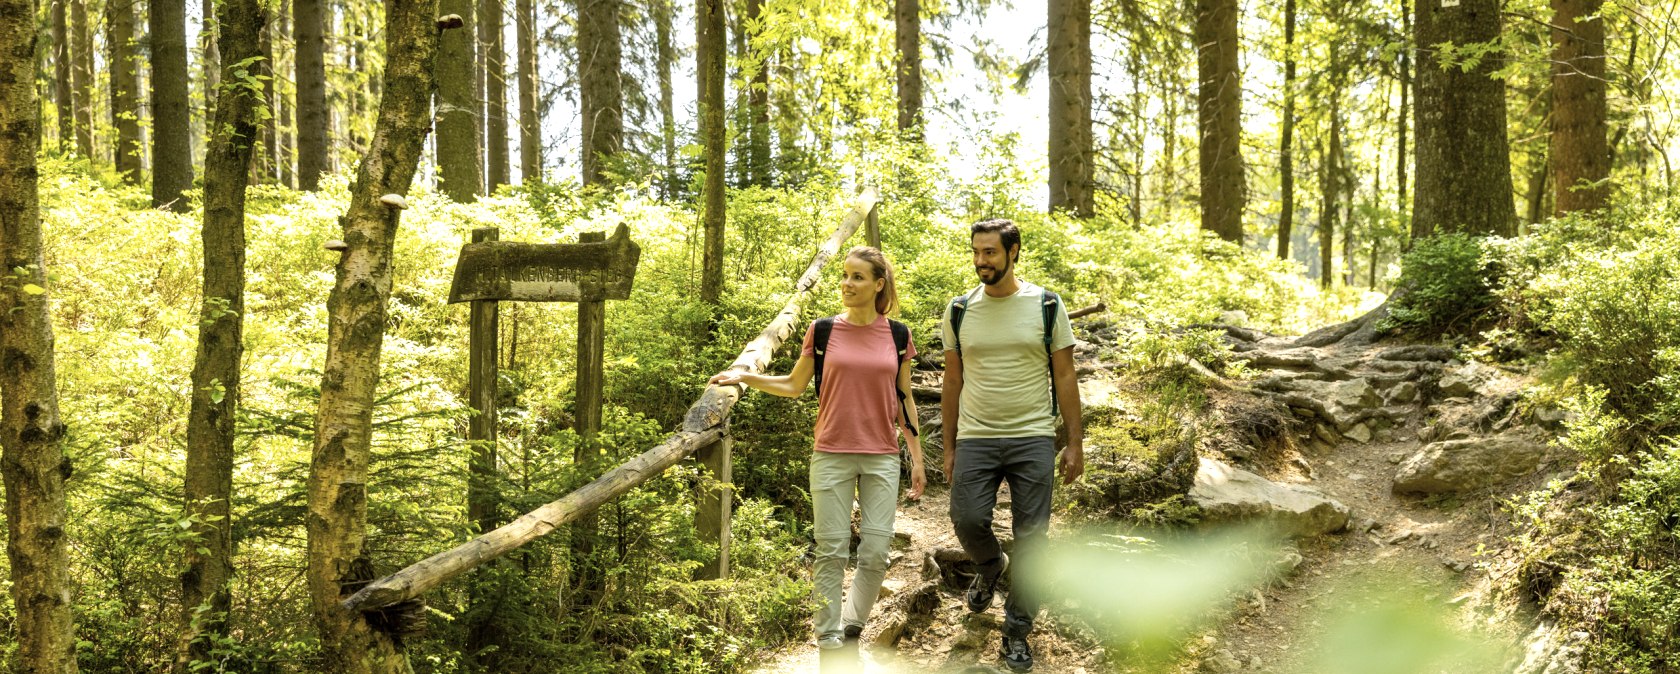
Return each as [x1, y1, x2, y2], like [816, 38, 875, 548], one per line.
[947, 288, 1063, 417]
[812, 317, 919, 437]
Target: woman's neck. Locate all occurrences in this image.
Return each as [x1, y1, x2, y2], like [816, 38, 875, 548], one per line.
[842, 305, 879, 326]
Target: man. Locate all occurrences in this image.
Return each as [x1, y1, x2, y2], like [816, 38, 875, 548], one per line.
[942, 219, 1084, 672]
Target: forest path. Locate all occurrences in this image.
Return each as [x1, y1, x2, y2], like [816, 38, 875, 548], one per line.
[752, 320, 1549, 673]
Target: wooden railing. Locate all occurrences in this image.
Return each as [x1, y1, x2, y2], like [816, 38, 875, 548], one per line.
[341, 186, 880, 614]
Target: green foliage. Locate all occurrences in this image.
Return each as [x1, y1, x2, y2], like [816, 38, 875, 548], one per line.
[1380, 233, 1499, 334]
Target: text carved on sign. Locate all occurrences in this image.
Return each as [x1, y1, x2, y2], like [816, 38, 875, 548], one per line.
[448, 224, 641, 303]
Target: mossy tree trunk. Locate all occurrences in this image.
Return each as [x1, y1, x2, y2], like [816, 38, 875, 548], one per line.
[1412, 0, 1515, 238]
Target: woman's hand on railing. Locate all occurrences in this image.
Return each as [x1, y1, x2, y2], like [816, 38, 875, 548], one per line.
[709, 370, 748, 387]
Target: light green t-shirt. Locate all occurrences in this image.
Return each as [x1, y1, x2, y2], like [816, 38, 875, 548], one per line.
[940, 281, 1074, 440]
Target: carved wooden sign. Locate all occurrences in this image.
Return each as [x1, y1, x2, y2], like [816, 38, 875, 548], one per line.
[447, 224, 641, 303]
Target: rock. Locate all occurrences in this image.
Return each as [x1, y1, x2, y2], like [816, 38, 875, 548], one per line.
[1218, 310, 1250, 327]
[1313, 423, 1342, 445]
[1438, 361, 1496, 398]
[1189, 458, 1351, 537]
[1393, 435, 1554, 494]
[1387, 451, 1408, 464]
[1513, 622, 1585, 674]
[1201, 649, 1242, 673]
[1389, 380, 1420, 404]
[1323, 378, 1381, 429]
[1353, 518, 1378, 534]
[1344, 423, 1373, 444]
[1248, 656, 1264, 670]
[1534, 405, 1571, 430]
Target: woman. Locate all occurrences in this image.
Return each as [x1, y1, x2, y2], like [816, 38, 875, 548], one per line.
[709, 246, 926, 650]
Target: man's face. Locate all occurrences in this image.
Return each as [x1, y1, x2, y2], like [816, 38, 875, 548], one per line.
[972, 232, 1016, 286]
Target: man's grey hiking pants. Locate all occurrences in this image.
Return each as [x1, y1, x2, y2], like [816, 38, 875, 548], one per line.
[949, 436, 1055, 639]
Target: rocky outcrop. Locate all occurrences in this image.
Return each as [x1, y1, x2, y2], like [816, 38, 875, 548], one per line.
[1392, 434, 1553, 494]
[1190, 458, 1350, 537]
[1512, 622, 1584, 674]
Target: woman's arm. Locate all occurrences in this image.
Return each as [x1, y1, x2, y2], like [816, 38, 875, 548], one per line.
[899, 360, 926, 499]
[708, 354, 816, 398]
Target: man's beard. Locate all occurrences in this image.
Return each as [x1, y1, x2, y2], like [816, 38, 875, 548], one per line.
[976, 256, 1012, 286]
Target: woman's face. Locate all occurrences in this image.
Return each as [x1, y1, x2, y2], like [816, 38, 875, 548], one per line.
[839, 256, 883, 310]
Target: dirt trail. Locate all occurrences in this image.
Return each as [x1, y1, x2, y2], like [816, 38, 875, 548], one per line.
[754, 322, 1549, 673]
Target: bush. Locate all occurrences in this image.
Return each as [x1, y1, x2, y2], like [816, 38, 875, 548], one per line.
[1380, 233, 1499, 334]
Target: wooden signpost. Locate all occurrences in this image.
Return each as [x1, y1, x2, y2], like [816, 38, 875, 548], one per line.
[448, 224, 642, 539]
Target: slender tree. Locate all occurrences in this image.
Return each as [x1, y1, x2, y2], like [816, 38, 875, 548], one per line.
[1550, 0, 1609, 214]
[1277, 0, 1297, 259]
[579, 0, 624, 186]
[1048, 0, 1093, 217]
[71, 0, 93, 157]
[109, 0, 143, 181]
[481, 0, 509, 190]
[1196, 0, 1245, 241]
[1412, 0, 1514, 238]
[438, 0, 481, 200]
[152, 0, 194, 210]
[655, 0, 677, 195]
[745, 0, 769, 185]
[200, 0, 219, 128]
[296, 0, 329, 189]
[1, 0, 80, 667]
[895, 0, 921, 138]
[516, 0, 540, 182]
[1396, 0, 1410, 231]
[178, 0, 263, 665]
[53, 0, 70, 151]
[698, 0, 726, 306]
[307, 1, 441, 670]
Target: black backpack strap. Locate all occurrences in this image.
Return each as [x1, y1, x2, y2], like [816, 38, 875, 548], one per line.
[888, 319, 917, 437]
[812, 317, 835, 398]
[1042, 290, 1062, 417]
[948, 294, 970, 356]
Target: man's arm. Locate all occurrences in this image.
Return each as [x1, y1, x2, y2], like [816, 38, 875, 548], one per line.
[942, 350, 963, 483]
[1050, 346, 1083, 484]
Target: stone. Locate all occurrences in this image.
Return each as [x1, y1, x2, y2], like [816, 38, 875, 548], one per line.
[1189, 458, 1351, 537]
[1389, 380, 1419, 403]
[1393, 435, 1554, 495]
[1513, 622, 1585, 674]
[1344, 423, 1373, 444]
[1323, 378, 1381, 429]
[1218, 310, 1250, 327]
[1313, 423, 1342, 445]
[1438, 361, 1496, 398]
[1201, 649, 1242, 673]
[1248, 656, 1264, 670]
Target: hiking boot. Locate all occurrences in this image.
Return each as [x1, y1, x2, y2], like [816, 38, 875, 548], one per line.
[964, 552, 1009, 613]
[816, 633, 844, 650]
[843, 624, 863, 642]
[1000, 634, 1033, 672]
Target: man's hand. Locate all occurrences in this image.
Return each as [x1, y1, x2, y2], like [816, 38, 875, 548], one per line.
[1057, 444, 1084, 485]
[943, 448, 956, 484]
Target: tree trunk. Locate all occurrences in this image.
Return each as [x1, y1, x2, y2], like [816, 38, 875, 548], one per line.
[1277, 0, 1296, 260]
[178, 0, 262, 666]
[109, 0, 142, 181]
[1396, 0, 1410, 235]
[746, 0, 769, 186]
[296, 0, 330, 190]
[579, 0, 623, 187]
[438, 0, 481, 200]
[0, 0, 80, 667]
[698, 0, 725, 305]
[516, 0, 539, 183]
[1550, 0, 1609, 215]
[1526, 151, 1549, 225]
[278, 0, 295, 187]
[1412, 0, 1515, 239]
[1047, 0, 1093, 217]
[71, 0, 93, 157]
[895, 0, 921, 138]
[655, 0, 676, 196]
[481, 0, 508, 191]
[151, 0, 193, 210]
[200, 0, 219, 133]
[1195, 0, 1244, 242]
[256, 10, 276, 183]
[1318, 120, 1337, 290]
[307, 1, 440, 671]
[53, 0, 70, 152]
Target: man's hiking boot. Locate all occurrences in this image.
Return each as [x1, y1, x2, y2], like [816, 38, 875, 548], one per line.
[843, 624, 863, 642]
[1000, 634, 1034, 672]
[964, 552, 1009, 613]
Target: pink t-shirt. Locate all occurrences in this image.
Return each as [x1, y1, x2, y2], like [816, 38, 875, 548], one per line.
[800, 316, 916, 454]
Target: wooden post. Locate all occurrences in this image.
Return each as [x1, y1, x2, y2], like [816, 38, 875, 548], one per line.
[467, 227, 499, 534]
[572, 230, 607, 605]
[866, 202, 880, 249]
[694, 431, 733, 580]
